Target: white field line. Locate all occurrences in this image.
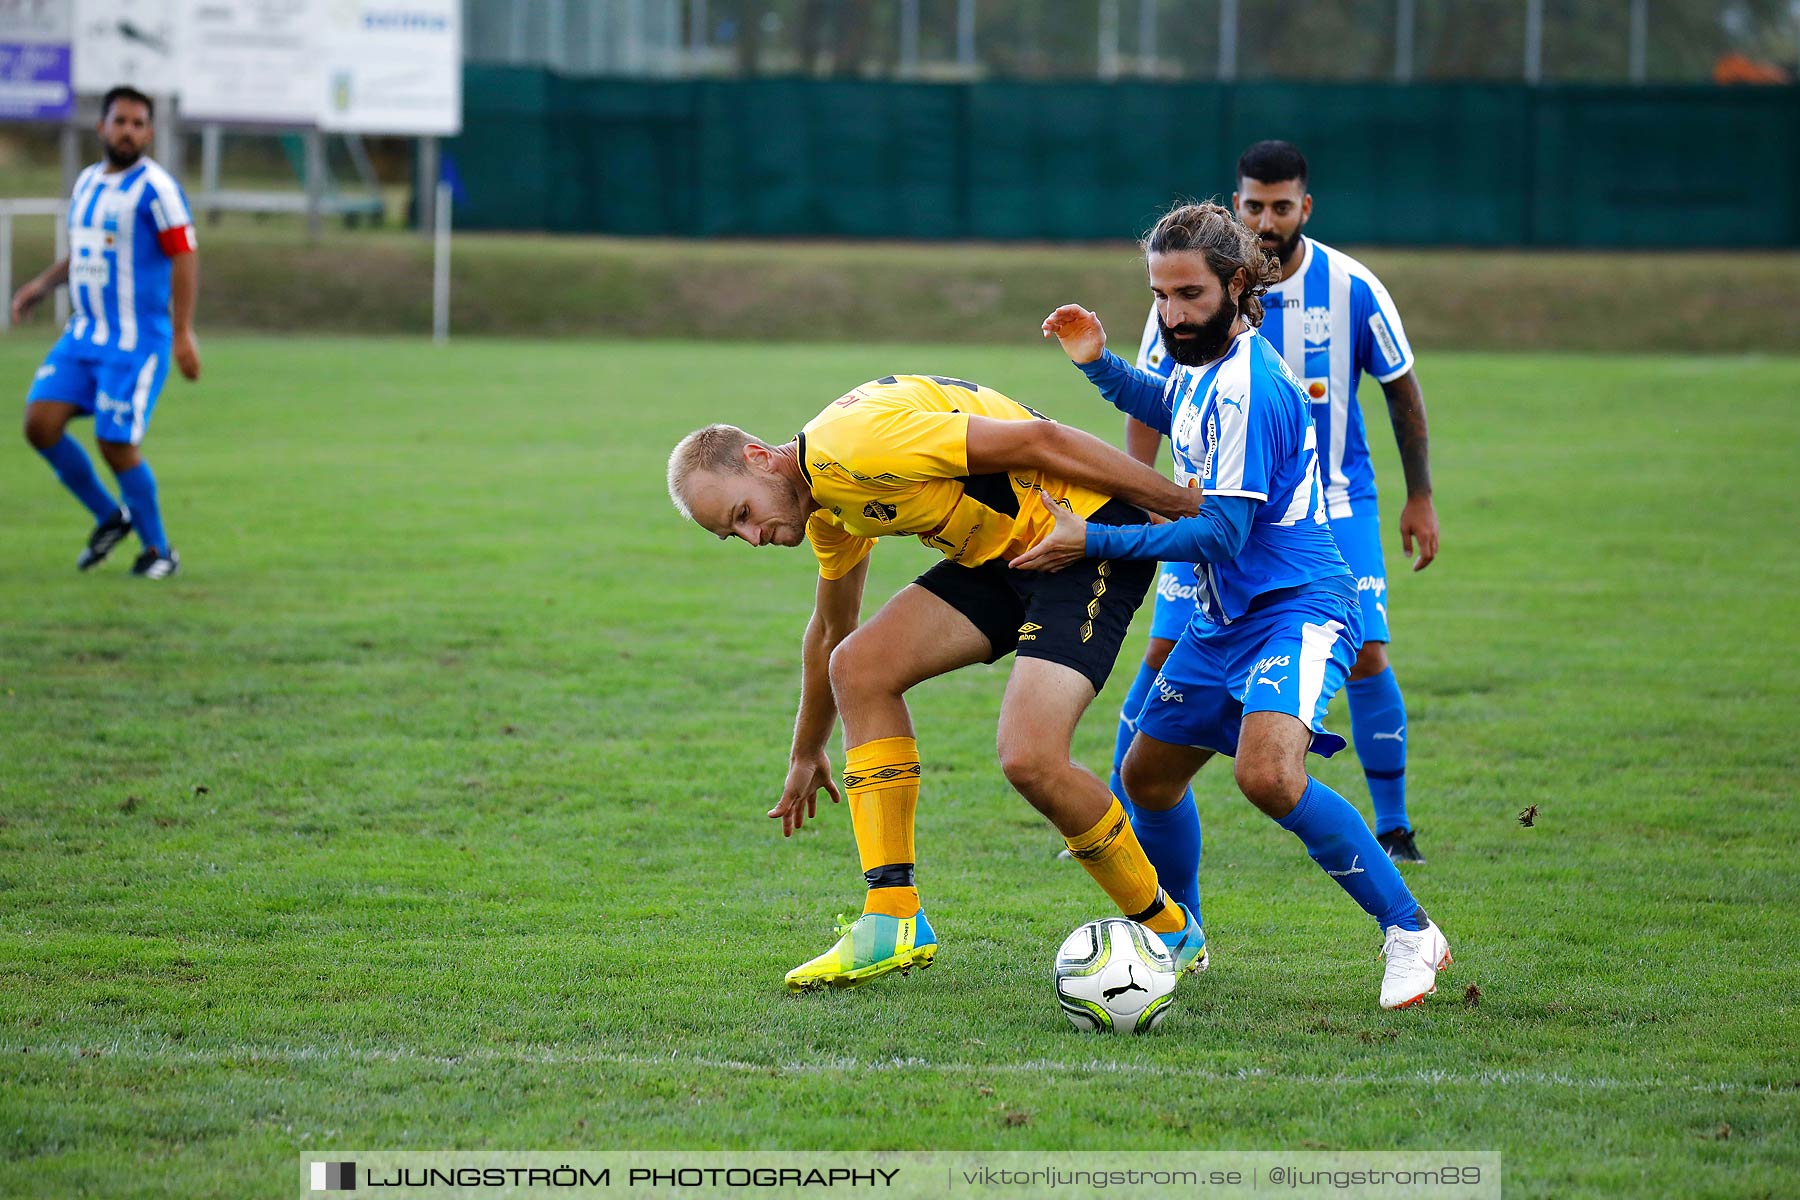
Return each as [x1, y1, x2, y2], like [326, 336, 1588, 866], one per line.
[6, 1041, 1784, 1095]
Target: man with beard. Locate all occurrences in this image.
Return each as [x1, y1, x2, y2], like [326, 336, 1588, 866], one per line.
[1113, 140, 1438, 866]
[666, 374, 1208, 991]
[1029, 201, 1450, 1009]
[12, 86, 200, 579]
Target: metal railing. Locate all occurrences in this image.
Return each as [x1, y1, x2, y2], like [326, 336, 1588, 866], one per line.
[0, 199, 69, 333]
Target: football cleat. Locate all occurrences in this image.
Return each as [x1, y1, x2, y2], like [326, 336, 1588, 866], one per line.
[130, 547, 180, 580]
[784, 910, 938, 992]
[1377, 827, 1426, 864]
[77, 507, 133, 571]
[1379, 918, 1451, 1009]
[1155, 902, 1209, 974]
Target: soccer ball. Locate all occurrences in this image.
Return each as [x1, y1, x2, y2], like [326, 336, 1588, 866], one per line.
[1053, 918, 1178, 1034]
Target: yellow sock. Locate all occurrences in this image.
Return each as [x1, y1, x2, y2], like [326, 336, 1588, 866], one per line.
[1065, 796, 1185, 934]
[844, 736, 921, 918]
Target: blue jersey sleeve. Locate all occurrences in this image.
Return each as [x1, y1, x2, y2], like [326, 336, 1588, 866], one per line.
[1134, 303, 1175, 378]
[1084, 493, 1257, 564]
[1074, 350, 1176, 435]
[1351, 275, 1414, 384]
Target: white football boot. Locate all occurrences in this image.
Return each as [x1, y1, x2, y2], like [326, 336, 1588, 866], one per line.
[1379, 919, 1452, 1010]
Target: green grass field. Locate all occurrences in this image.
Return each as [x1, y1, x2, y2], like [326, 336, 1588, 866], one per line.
[6, 221, 1800, 354]
[1, 336, 1796, 1198]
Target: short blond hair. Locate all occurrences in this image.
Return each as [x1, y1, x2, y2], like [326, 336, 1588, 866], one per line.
[667, 423, 763, 520]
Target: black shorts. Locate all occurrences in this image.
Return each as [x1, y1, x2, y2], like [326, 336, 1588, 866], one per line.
[912, 498, 1158, 693]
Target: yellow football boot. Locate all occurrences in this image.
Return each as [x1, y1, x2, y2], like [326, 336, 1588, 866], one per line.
[784, 911, 939, 992]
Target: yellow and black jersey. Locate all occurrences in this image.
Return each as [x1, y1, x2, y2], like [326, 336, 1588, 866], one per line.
[798, 374, 1114, 580]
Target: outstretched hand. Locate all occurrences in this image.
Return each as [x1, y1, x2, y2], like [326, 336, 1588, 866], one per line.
[768, 749, 842, 837]
[1010, 490, 1089, 573]
[174, 329, 201, 381]
[10, 282, 42, 327]
[1040, 304, 1107, 365]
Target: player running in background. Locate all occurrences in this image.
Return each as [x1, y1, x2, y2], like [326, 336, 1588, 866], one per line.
[667, 375, 1207, 991]
[12, 86, 200, 580]
[1119, 140, 1439, 864]
[1028, 202, 1451, 1009]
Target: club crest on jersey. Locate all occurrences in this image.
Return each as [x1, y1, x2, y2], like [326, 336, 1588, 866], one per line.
[862, 501, 897, 522]
[1172, 394, 1201, 447]
[1303, 306, 1332, 346]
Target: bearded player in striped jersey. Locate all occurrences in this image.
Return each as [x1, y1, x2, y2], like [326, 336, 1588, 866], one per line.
[13, 86, 199, 579]
[667, 375, 1210, 992]
[1030, 201, 1450, 1009]
[1113, 141, 1438, 867]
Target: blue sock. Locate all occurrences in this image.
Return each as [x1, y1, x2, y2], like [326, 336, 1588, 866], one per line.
[1277, 777, 1423, 931]
[38, 437, 119, 523]
[114, 462, 168, 554]
[1348, 667, 1410, 834]
[1109, 658, 1161, 823]
[1132, 795, 1202, 925]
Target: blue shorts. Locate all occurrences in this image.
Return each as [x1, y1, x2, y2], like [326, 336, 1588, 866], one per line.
[1330, 510, 1390, 644]
[26, 333, 171, 447]
[1134, 587, 1364, 759]
[1148, 562, 1200, 642]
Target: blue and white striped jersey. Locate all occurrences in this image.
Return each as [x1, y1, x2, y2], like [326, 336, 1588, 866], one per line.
[1135, 298, 1173, 377]
[1163, 328, 1351, 623]
[64, 156, 196, 354]
[1139, 236, 1413, 519]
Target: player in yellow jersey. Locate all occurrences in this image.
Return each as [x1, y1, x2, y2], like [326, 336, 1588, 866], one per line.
[667, 373, 1210, 991]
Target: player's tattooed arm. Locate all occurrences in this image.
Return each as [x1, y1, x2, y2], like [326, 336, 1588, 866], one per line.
[1380, 371, 1440, 571]
[1381, 371, 1432, 497]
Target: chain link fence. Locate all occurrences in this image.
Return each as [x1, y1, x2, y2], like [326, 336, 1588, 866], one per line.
[463, 0, 1800, 84]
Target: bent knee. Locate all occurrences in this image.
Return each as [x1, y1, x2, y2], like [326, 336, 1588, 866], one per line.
[96, 439, 139, 472]
[827, 632, 899, 704]
[1349, 640, 1389, 680]
[995, 741, 1065, 799]
[1234, 754, 1306, 810]
[22, 410, 60, 450]
[1120, 747, 1186, 810]
[1144, 637, 1177, 673]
